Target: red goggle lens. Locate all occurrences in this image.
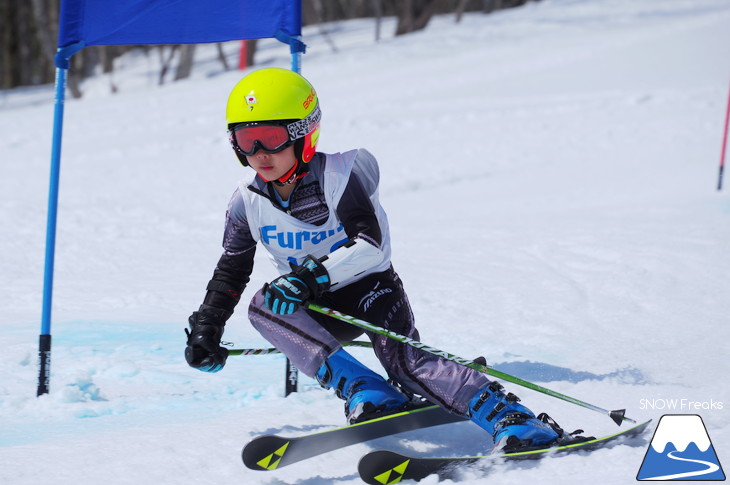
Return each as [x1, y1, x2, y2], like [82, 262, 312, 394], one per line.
[232, 124, 291, 155]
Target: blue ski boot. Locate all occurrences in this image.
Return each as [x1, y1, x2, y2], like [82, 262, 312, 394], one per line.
[469, 381, 563, 452]
[316, 348, 411, 424]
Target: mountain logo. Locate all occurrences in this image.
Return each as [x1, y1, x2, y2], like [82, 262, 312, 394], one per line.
[637, 414, 725, 481]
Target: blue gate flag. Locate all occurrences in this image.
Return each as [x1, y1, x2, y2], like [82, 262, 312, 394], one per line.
[58, 0, 302, 48]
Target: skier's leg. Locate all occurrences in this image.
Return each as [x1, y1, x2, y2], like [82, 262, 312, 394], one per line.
[349, 269, 561, 449]
[248, 289, 409, 423]
[351, 271, 489, 415]
[248, 289, 340, 377]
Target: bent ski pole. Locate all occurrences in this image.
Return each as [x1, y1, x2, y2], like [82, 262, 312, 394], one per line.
[307, 303, 635, 426]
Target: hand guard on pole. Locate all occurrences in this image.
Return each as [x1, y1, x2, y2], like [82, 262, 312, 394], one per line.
[185, 305, 230, 372]
[263, 256, 330, 315]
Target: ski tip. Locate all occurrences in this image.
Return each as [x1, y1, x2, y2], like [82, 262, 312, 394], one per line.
[609, 409, 626, 426]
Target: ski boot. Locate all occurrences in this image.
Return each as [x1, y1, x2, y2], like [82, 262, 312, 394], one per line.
[469, 381, 566, 452]
[316, 348, 411, 424]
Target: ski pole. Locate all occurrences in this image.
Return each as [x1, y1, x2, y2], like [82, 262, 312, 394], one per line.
[307, 303, 635, 426]
[229, 340, 373, 356]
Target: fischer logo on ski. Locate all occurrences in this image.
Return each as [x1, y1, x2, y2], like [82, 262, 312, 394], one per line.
[255, 441, 290, 470]
[374, 459, 411, 485]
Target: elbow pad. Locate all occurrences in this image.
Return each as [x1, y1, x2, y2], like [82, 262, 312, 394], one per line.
[320, 238, 385, 290]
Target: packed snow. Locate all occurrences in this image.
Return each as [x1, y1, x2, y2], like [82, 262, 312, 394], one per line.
[1, 0, 729, 483]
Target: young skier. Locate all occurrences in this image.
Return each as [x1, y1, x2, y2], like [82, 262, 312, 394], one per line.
[185, 67, 568, 451]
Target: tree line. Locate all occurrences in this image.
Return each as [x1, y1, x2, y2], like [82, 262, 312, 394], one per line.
[1, 0, 535, 97]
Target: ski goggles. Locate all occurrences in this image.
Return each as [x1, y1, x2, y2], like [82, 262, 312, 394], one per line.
[229, 105, 321, 157]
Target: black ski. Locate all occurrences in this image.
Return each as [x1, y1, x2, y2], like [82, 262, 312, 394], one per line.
[242, 404, 465, 471]
[358, 419, 652, 484]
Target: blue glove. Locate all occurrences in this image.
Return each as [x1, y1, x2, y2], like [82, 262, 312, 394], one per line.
[264, 256, 330, 315]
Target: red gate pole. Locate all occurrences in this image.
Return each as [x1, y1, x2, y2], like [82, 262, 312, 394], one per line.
[238, 40, 247, 70]
[718, 77, 730, 191]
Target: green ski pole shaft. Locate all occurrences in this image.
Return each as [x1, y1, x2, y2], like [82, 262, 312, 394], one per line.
[229, 340, 373, 356]
[229, 348, 281, 356]
[307, 303, 634, 426]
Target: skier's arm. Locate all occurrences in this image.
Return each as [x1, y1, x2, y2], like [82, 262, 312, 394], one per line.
[202, 242, 256, 317]
[326, 169, 386, 289]
[336, 166, 382, 246]
[204, 189, 257, 316]
[186, 190, 256, 372]
[319, 237, 384, 290]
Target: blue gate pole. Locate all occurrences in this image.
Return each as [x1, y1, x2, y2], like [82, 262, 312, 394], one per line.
[37, 43, 84, 397]
[291, 36, 302, 73]
[284, 36, 303, 397]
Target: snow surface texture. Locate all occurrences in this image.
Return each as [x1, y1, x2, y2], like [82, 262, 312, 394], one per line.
[1, 0, 729, 483]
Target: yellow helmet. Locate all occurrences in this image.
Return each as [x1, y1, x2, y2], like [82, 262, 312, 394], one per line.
[226, 68, 321, 175]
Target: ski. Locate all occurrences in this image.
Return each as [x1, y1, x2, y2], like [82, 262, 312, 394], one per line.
[358, 419, 652, 484]
[242, 404, 465, 471]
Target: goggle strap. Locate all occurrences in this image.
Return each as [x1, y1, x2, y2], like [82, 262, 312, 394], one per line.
[286, 104, 321, 141]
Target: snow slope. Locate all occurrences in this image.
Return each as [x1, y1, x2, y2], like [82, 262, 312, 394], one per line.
[1, 0, 729, 483]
